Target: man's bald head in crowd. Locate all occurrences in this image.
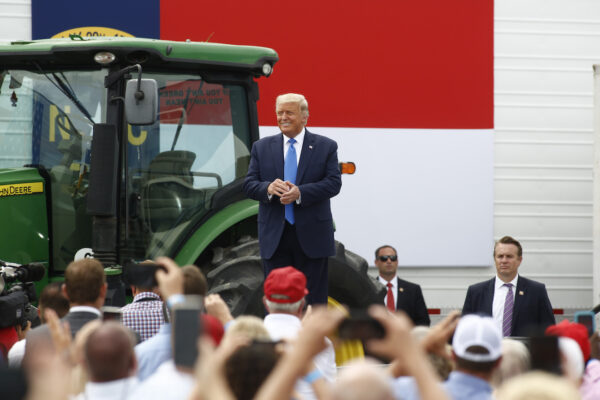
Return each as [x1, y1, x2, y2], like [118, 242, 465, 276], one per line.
[332, 359, 394, 400]
[84, 322, 137, 382]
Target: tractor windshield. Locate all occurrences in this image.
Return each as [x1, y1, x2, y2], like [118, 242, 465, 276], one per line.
[0, 68, 253, 269]
[123, 73, 252, 261]
[0, 69, 103, 169]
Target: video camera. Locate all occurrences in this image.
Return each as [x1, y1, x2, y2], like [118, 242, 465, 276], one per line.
[0, 260, 45, 329]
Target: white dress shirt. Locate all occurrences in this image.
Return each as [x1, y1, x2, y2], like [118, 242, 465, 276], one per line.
[73, 376, 138, 400]
[378, 275, 397, 309]
[282, 128, 305, 165]
[129, 360, 195, 400]
[492, 274, 518, 335]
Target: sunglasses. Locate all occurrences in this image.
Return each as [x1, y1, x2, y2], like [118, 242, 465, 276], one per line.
[378, 255, 397, 262]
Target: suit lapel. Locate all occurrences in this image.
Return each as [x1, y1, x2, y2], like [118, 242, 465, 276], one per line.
[483, 278, 495, 315]
[296, 130, 315, 184]
[395, 277, 405, 310]
[271, 134, 284, 179]
[512, 277, 526, 331]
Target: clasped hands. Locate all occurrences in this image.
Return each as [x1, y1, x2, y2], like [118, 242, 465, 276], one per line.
[268, 178, 300, 204]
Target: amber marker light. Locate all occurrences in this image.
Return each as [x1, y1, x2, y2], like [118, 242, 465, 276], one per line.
[339, 162, 356, 175]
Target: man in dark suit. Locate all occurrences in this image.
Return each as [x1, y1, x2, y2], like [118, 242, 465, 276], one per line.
[462, 236, 555, 337]
[24, 258, 106, 362]
[243, 93, 342, 305]
[375, 245, 430, 326]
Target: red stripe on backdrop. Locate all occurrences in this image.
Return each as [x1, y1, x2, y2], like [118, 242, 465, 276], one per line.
[161, 1, 493, 130]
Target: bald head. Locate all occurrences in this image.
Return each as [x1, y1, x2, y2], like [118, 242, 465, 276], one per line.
[84, 322, 136, 382]
[333, 359, 394, 400]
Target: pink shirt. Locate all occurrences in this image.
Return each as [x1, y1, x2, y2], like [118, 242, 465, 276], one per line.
[581, 359, 600, 400]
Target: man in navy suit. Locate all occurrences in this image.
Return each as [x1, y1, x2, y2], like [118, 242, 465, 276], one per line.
[375, 245, 430, 326]
[462, 236, 555, 337]
[243, 93, 341, 305]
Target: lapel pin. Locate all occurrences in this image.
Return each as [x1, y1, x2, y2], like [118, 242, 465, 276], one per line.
[399, 287, 404, 292]
[519, 291, 524, 295]
[309, 145, 313, 149]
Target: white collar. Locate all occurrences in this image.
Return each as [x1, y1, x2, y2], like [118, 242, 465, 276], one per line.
[377, 275, 397, 287]
[69, 305, 102, 316]
[84, 376, 138, 398]
[264, 312, 301, 326]
[283, 128, 305, 147]
[495, 274, 518, 289]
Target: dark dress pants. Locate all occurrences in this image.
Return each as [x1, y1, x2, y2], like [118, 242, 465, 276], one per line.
[263, 222, 328, 305]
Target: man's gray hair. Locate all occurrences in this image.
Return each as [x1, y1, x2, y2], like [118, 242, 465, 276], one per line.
[276, 93, 309, 118]
[264, 297, 304, 313]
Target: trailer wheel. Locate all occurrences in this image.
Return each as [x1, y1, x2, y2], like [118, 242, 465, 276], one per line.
[203, 239, 384, 317]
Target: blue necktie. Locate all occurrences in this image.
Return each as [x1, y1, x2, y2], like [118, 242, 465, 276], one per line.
[284, 138, 297, 224]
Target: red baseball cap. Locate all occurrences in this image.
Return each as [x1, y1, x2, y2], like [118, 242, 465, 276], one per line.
[545, 320, 591, 361]
[202, 314, 224, 346]
[264, 266, 308, 303]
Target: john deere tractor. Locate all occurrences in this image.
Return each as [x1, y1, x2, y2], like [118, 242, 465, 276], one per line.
[0, 36, 383, 315]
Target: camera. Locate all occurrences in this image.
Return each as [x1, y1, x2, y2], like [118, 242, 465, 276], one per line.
[0, 260, 45, 329]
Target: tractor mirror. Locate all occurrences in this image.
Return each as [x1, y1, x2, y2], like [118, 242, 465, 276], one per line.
[125, 78, 157, 125]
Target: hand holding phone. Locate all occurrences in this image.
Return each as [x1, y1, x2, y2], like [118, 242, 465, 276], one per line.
[155, 257, 184, 299]
[123, 261, 163, 288]
[337, 311, 385, 341]
[172, 296, 204, 369]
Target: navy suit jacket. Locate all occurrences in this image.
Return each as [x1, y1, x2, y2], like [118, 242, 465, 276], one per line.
[462, 276, 555, 336]
[243, 129, 342, 259]
[394, 277, 431, 326]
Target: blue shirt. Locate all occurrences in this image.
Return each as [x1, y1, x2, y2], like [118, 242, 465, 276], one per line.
[443, 371, 493, 400]
[135, 323, 171, 381]
[392, 376, 421, 400]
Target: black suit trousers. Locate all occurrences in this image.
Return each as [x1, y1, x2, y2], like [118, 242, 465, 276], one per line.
[263, 222, 328, 305]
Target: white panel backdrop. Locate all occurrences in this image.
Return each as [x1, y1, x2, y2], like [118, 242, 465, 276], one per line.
[260, 126, 494, 267]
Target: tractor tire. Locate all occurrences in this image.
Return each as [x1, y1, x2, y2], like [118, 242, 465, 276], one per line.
[203, 238, 384, 317]
[207, 255, 266, 317]
[327, 241, 386, 309]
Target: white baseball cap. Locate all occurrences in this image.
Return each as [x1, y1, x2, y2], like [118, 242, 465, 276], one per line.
[453, 314, 502, 362]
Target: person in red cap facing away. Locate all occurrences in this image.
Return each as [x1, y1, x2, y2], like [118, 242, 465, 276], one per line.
[545, 319, 600, 399]
[262, 266, 336, 400]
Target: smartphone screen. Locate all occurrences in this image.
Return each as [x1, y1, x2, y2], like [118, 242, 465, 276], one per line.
[529, 335, 561, 375]
[338, 314, 385, 341]
[575, 312, 595, 337]
[172, 298, 203, 369]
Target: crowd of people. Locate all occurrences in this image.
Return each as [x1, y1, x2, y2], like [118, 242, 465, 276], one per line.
[0, 241, 597, 400]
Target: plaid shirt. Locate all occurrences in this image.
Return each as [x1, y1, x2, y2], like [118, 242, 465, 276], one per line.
[121, 292, 165, 342]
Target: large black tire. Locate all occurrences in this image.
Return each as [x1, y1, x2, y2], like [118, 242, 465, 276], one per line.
[207, 255, 266, 317]
[328, 241, 386, 309]
[203, 238, 384, 317]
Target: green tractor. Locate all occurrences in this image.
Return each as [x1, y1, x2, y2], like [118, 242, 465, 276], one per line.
[0, 36, 383, 316]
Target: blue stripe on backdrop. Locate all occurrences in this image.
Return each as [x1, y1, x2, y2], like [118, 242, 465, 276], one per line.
[31, 0, 160, 39]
